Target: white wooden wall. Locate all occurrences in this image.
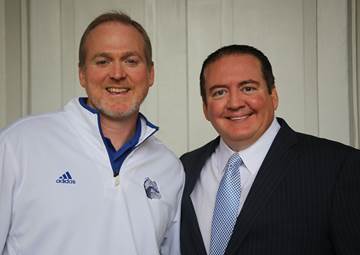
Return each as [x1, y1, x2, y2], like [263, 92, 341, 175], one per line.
[1, 0, 359, 154]
[0, 0, 5, 128]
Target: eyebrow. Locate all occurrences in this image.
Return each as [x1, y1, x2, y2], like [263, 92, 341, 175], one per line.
[239, 79, 260, 85]
[208, 84, 227, 92]
[91, 52, 111, 60]
[120, 51, 143, 61]
[91, 51, 143, 61]
[209, 79, 260, 90]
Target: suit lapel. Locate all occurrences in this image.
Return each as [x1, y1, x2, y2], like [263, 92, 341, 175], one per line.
[181, 137, 220, 255]
[226, 119, 299, 255]
[182, 137, 220, 196]
[181, 195, 207, 254]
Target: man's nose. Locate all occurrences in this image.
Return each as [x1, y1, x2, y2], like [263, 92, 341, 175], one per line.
[227, 90, 245, 109]
[110, 62, 125, 80]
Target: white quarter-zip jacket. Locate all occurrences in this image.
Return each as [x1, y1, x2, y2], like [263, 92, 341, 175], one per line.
[0, 98, 185, 255]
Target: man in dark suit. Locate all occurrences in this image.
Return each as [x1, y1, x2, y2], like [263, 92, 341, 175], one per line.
[180, 44, 360, 255]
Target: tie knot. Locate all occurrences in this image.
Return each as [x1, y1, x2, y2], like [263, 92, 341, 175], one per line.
[227, 153, 242, 169]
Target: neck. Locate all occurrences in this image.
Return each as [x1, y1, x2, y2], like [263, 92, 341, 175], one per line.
[100, 114, 138, 151]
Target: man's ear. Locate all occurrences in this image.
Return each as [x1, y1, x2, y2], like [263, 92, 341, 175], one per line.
[203, 101, 210, 121]
[271, 86, 279, 110]
[78, 66, 86, 88]
[148, 64, 155, 87]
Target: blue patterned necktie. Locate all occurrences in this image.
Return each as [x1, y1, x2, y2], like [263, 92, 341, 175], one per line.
[209, 153, 242, 255]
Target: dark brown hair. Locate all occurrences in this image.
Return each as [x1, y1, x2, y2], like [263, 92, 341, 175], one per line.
[200, 44, 275, 103]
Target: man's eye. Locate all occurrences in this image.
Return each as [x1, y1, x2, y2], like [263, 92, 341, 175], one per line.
[212, 89, 227, 97]
[95, 59, 109, 65]
[125, 58, 139, 65]
[242, 86, 256, 93]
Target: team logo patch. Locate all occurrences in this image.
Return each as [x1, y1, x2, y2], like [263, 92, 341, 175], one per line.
[56, 171, 76, 184]
[144, 177, 161, 199]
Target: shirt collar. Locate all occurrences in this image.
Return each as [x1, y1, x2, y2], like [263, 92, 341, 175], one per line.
[216, 118, 280, 174]
[78, 97, 159, 143]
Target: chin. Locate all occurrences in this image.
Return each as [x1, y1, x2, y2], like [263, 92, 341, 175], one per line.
[101, 106, 139, 120]
[224, 132, 253, 143]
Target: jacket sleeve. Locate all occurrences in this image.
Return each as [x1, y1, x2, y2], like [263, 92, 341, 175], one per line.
[0, 139, 17, 253]
[160, 162, 185, 255]
[330, 149, 360, 255]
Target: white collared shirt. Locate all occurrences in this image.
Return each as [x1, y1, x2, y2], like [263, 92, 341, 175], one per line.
[190, 118, 280, 253]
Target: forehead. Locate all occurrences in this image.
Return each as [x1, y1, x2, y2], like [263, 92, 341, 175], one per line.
[204, 54, 263, 85]
[84, 21, 145, 55]
[205, 54, 262, 76]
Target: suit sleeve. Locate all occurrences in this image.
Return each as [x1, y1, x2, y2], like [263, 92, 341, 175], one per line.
[330, 149, 360, 255]
[0, 138, 17, 254]
[160, 162, 185, 255]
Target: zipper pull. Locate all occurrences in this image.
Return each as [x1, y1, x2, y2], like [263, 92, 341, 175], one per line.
[114, 175, 120, 187]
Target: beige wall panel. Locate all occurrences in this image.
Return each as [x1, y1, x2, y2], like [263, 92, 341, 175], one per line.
[5, 0, 23, 124]
[29, 0, 62, 114]
[60, 0, 78, 106]
[355, 0, 360, 148]
[2, 0, 355, 150]
[317, 0, 350, 144]
[152, 0, 188, 155]
[0, 0, 5, 128]
[20, 0, 29, 117]
[348, 0, 360, 148]
[303, 0, 319, 135]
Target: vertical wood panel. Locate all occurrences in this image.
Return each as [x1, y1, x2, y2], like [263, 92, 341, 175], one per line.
[3, 0, 356, 150]
[60, 0, 77, 106]
[152, 0, 188, 154]
[221, 0, 234, 45]
[303, 0, 319, 135]
[5, 0, 23, 123]
[317, 0, 349, 144]
[356, 0, 360, 148]
[21, 0, 29, 117]
[29, 0, 62, 114]
[0, 0, 5, 128]
[349, 0, 360, 148]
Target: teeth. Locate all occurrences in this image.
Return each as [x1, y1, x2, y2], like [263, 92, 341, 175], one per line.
[229, 115, 248, 120]
[106, 87, 129, 93]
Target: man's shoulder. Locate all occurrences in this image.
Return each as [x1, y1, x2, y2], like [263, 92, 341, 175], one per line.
[142, 135, 183, 165]
[297, 132, 359, 157]
[2, 111, 62, 133]
[277, 118, 360, 159]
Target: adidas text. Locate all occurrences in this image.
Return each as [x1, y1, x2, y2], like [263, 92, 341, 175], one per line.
[56, 179, 76, 184]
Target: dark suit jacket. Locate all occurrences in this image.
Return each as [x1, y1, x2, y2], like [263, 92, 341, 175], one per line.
[180, 118, 360, 255]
